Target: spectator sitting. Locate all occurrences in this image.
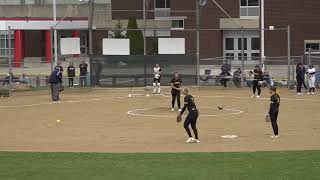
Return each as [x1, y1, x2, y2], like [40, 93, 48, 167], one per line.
[19, 73, 31, 84]
[233, 68, 242, 88]
[2, 73, 17, 86]
[246, 71, 254, 87]
[219, 63, 231, 87]
[263, 71, 274, 86]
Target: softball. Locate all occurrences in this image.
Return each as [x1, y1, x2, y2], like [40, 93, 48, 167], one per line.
[146, 94, 150, 97]
[56, 119, 61, 123]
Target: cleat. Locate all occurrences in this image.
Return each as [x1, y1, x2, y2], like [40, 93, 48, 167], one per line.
[270, 135, 280, 139]
[186, 137, 195, 143]
[171, 108, 174, 112]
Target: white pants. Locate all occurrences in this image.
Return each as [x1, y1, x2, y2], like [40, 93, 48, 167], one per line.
[153, 82, 161, 93]
[309, 75, 316, 88]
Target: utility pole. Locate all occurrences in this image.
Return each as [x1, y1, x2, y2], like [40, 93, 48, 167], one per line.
[196, 0, 200, 86]
[143, 0, 147, 56]
[53, 0, 58, 66]
[88, 0, 95, 55]
[287, 25, 291, 89]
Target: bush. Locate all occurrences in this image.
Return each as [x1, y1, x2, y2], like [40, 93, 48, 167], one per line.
[0, 88, 10, 97]
[126, 16, 144, 55]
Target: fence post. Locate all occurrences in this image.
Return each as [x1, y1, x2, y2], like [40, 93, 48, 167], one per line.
[144, 63, 147, 87]
[287, 25, 291, 89]
[240, 27, 245, 88]
[36, 77, 40, 88]
[8, 26, 12, 97]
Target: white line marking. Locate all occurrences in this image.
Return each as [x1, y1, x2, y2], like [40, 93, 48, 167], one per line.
[0, 96, 128, 108]
[127, 107, 244, 118]
[199, 95, 320, 102]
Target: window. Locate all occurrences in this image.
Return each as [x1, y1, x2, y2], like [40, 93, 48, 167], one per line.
[240, 0, 259, 18]
[155, 0, 170, 8]
[226, 53, 234, 60]
[238, 53, 247, 60]
[238, 38, 247, 50]
[226, 38, 234, 50]
[241, 0, 259, 6]
[80, 32, 88, 55]
[305, 42, 320, 53]
[248, 0, 259, 6]
[0, 33, 14, 57]
[251, 53, 261, 60]
[251, 38, 260, 50]
[172, 20, 184, 29]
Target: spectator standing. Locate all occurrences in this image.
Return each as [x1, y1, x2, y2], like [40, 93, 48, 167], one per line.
[67, 62, 76, 88]
[79, 61, 88, 87]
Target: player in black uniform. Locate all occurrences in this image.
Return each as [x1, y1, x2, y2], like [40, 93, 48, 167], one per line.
[266, 86, 280, 138]
[179, 88, 200, 143]
[252, 65, 263, 98]
[170, 72, 182, 112]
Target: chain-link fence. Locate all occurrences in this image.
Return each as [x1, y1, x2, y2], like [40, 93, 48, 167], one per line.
[90, 55, 197, 87]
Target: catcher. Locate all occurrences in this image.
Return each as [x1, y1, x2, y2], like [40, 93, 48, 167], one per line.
[177, 88, 200, 143]
[266, 86, 280, 139]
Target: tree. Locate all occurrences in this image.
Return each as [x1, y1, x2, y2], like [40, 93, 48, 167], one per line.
[126, 16, 144, 55]
[112, 20, 126, 38]
[148, 29, 158, 55]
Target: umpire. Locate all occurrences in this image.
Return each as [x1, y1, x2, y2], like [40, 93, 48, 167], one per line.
[49, 68, 62, 101]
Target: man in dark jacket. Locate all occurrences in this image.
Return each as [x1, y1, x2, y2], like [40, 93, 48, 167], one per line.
[67, 62, 76, 88]
[79, 61, 88, 87]
[296, 63, 307, 95]
[49, 69, 62, 101]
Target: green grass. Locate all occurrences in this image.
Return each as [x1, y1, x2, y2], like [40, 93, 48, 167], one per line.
[0, 151, 320, 180]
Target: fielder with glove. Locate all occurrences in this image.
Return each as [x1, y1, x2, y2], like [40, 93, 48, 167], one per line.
[267, 86, 281, 139]
[178, 88, 200, 143]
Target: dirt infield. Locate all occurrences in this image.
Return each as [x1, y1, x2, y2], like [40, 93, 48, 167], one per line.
[0, 87, 320, 153]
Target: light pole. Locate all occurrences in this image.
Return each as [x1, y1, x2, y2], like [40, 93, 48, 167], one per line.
[53, 0, 58, 66]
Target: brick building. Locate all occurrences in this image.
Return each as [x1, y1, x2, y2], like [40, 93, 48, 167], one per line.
[1, 0, 320, 66]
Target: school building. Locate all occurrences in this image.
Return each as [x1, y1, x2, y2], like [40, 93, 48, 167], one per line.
[0, 0, 320, 66]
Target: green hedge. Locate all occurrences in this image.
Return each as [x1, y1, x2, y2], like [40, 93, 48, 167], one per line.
[0, 88, 10, 97]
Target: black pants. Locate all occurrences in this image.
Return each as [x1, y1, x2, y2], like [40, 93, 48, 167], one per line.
[220, 78, 228, 87]
[302, 80, 307, 90]
[171, 90, 181, 108]
[80, 76, 87, 87]
[184, 110, 199, 139]
[270, 112, 279, 136]
[252, 80, 261, 95]
[68, 78, 74, 87]
[233, 78, 241, 88]
[297, 78, 302, 93]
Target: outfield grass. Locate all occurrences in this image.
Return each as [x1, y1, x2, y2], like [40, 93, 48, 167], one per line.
[0, 151, 319, 180]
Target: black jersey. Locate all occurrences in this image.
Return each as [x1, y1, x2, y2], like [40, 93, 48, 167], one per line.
[254, 69, 263, 80]
[55, 65, 64, 72]
[171, 78, 182, 90]
[269, 93, 280, 114]
[181, 95, 197, 114]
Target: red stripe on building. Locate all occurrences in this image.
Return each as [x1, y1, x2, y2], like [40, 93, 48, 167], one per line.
[45, 30, 52, 63]
[14, 30, 24, 67]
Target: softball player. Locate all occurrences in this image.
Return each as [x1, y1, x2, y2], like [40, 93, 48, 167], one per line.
[267, 86, 280, 139]
[153, 64, 161, 94]
[179, 88, 200, 143]
[171, 72, 182, 112]
[307, 65, 316, 95]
